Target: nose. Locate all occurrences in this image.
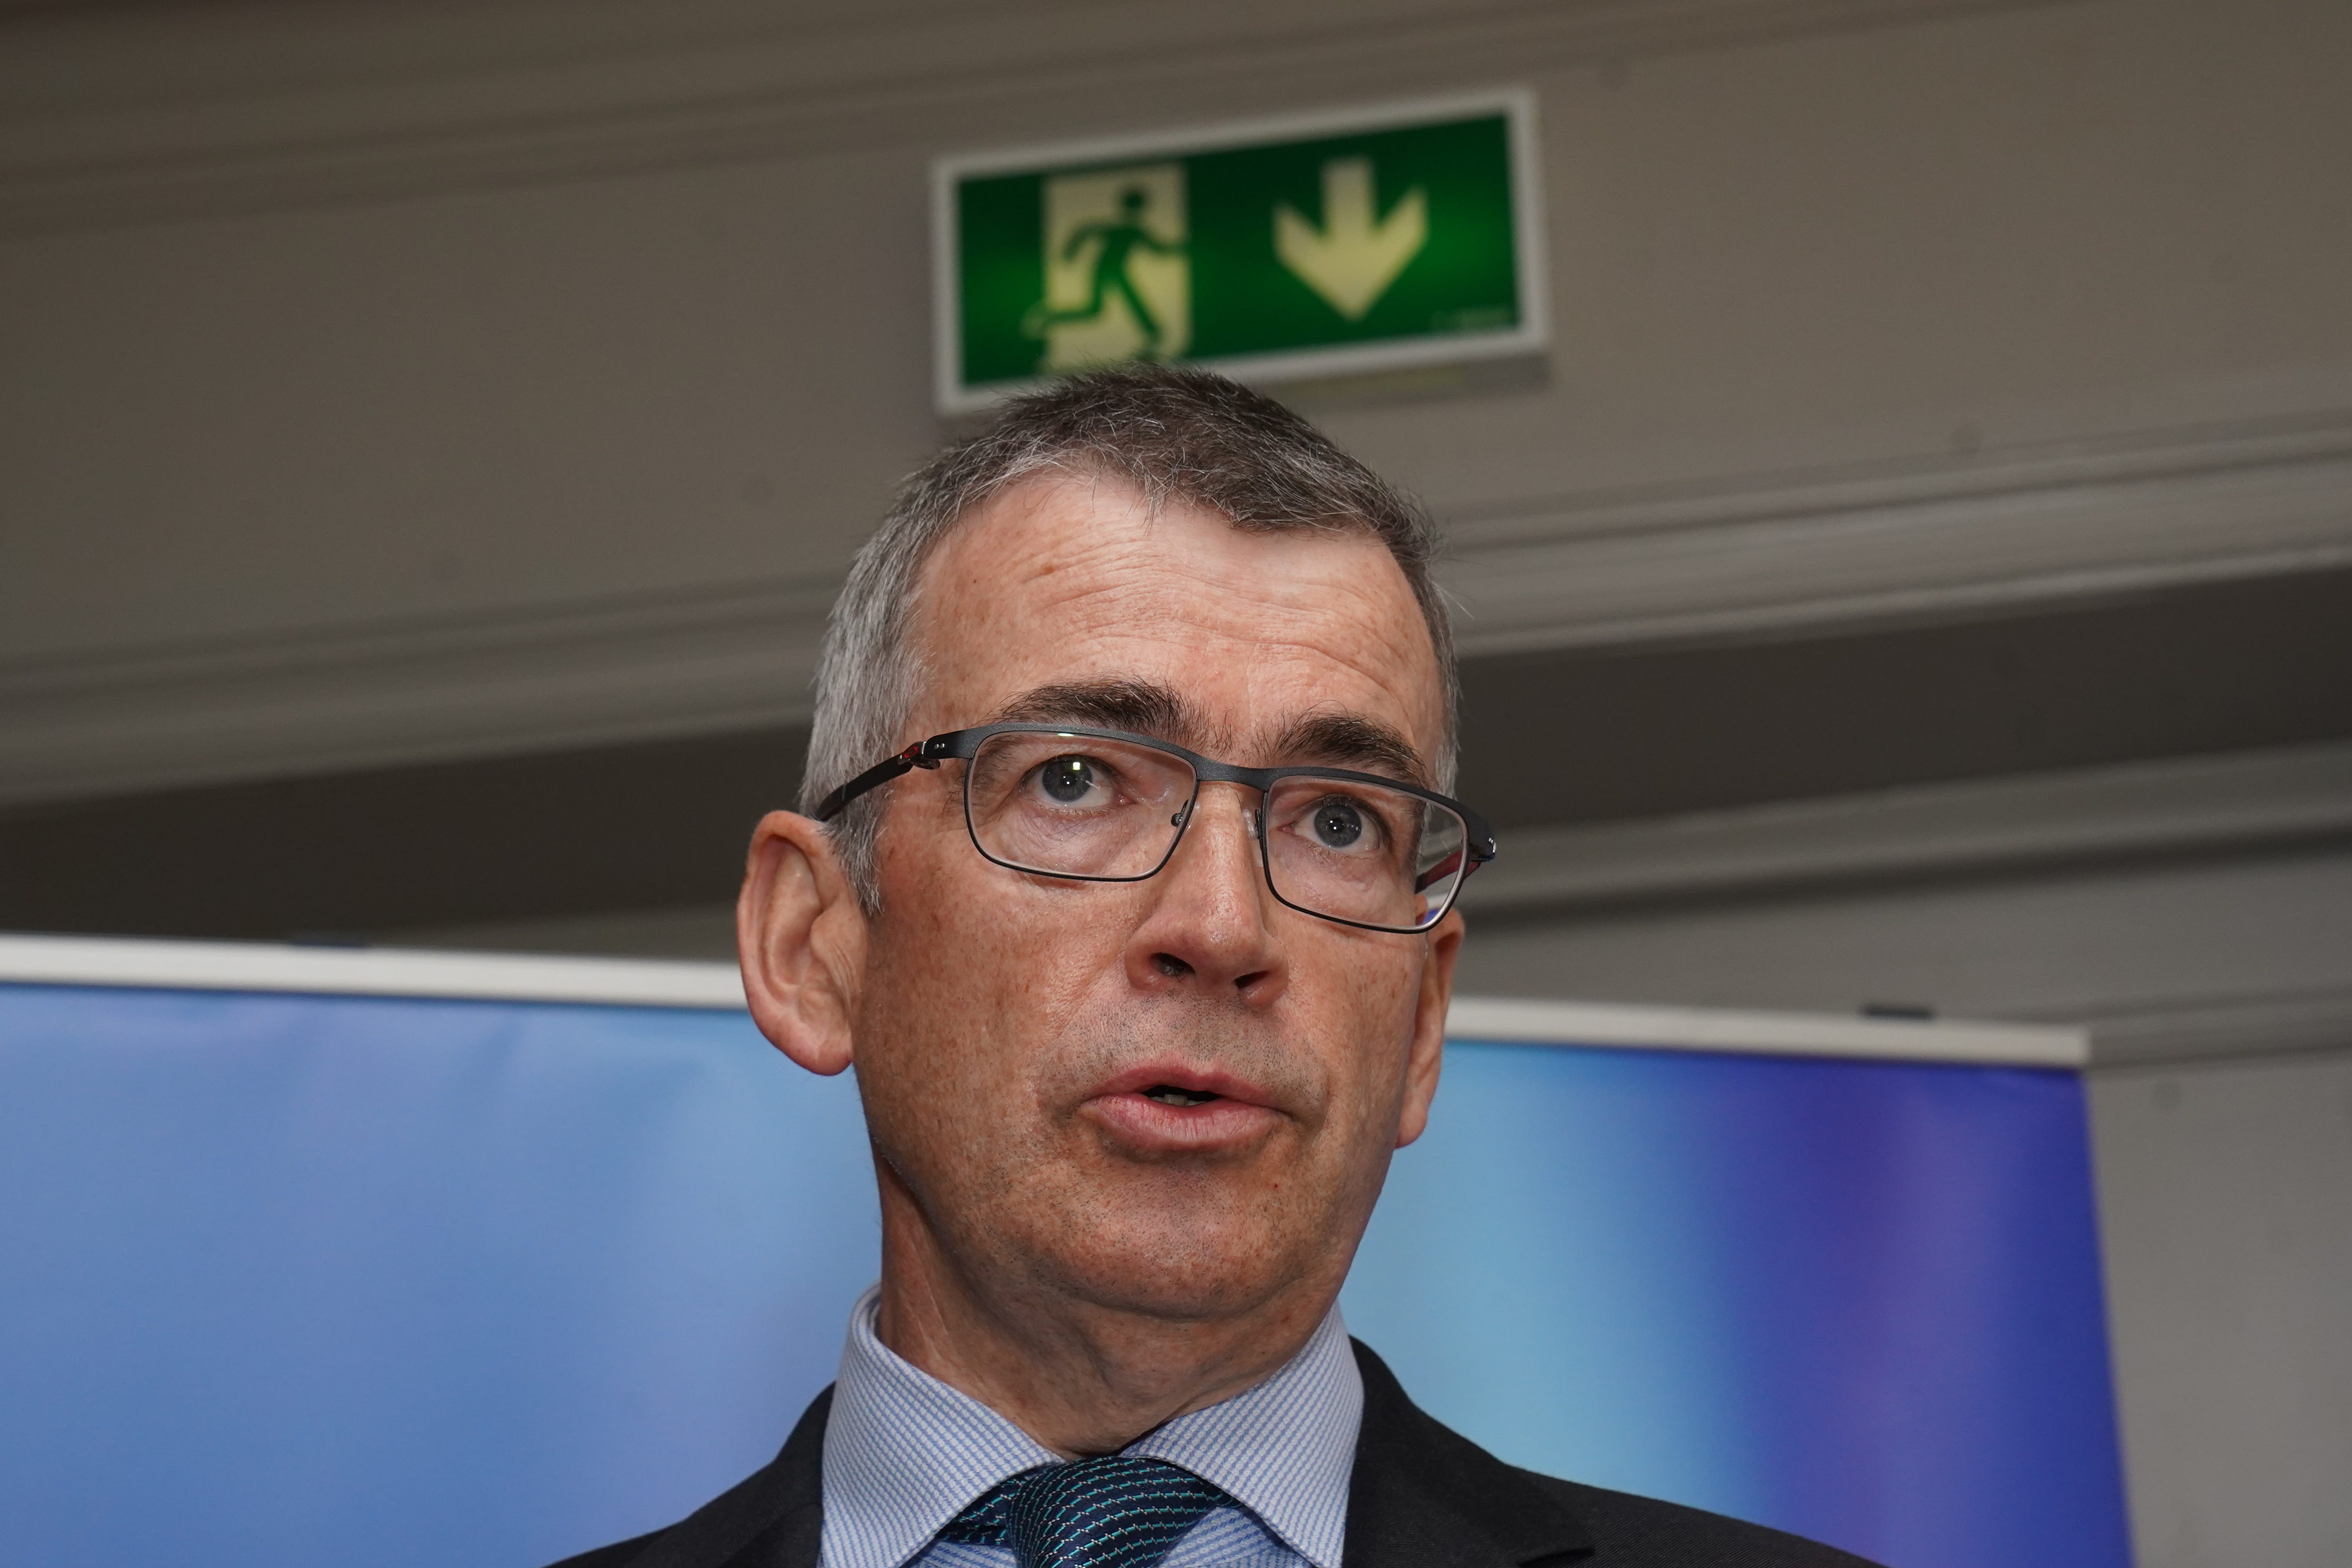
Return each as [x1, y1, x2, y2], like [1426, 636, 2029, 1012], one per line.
[1122, 781, 1286, 1007]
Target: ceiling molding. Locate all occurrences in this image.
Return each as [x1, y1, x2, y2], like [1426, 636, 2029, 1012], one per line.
[0, 574, 836, 809]
[1457, 740, 2352, 918]
[2079, 988, 2352, 1069]
[1441, 410, 2352, 657]
[4, 407, 2346, 809]
[0, 0, 2075, 237]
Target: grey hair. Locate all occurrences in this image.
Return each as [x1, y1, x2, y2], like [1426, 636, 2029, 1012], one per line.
[801, 364, 1458, 910]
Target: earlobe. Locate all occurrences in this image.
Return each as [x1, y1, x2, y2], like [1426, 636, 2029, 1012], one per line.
[736, 811, 867, 1076]
[1393, 910, 1462, 1148]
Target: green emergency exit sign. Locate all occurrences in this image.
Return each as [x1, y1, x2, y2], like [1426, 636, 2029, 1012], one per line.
[932, 91, 1545, 413]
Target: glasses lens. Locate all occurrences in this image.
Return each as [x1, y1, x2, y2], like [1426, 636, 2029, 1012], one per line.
[965, 731, 1197, 879]
[1263, 776, 1469, 932]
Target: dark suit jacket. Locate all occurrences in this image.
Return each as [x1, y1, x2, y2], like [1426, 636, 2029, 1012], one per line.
[551, 1341, 1876, 1568]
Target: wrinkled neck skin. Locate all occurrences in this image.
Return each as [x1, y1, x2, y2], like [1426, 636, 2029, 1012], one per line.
[871, 1162, 1351, 1458]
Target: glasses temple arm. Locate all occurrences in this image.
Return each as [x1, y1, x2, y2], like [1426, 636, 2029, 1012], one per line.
[813, 743, 938, 822]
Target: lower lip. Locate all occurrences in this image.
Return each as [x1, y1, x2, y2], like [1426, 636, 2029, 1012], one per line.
[1084, 1091, 1283, 1153]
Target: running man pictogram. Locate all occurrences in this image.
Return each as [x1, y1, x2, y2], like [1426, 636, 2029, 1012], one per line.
[1024, 186, 1187, 357]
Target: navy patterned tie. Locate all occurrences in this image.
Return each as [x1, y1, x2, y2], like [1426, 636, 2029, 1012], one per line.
[940, 1456, 1232, 1568]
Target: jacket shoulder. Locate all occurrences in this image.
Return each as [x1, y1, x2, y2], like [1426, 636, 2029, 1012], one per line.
[1519, 1470, 1879, 1567]
[1346, 1340, 1879, 1568]
[547, 1529, 662, 1568]
[542, 1388, 832, 1568]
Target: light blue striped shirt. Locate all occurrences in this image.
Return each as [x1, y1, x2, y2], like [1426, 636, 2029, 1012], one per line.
[819, 1287, 1362, 1568]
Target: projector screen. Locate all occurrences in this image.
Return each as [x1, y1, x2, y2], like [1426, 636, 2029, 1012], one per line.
[0, 943, 2129, 1568]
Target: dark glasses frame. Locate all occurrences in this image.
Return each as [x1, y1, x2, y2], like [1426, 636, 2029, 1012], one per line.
[813, 723, 1498, 934]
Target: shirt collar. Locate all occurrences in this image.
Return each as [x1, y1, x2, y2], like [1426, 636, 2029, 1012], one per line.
[820, 1288, 1058, 1568]
[819, 1286, 1362, 1568]
[1126, 1304, 1361, 1568]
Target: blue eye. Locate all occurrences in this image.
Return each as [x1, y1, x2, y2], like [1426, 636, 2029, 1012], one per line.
[1312, 801, 1365, 848]
[1039, 757, 1095, 802]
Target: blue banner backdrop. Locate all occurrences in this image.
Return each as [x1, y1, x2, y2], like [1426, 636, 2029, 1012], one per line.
[0, 982, 2131, 1568]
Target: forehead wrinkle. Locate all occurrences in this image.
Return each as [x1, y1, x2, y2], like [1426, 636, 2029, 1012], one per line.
[914, 477, 1444, 764]
[934, 478, 1414, 649]
[1224, 620, 1446, 770]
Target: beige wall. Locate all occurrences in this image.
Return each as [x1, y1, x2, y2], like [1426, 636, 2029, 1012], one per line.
[6, 0, 2349, 800]
[2092, 1049, 2352, 1568]
[7, 2, 2351, 1563]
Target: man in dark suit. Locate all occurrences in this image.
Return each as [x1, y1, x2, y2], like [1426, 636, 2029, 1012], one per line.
[557, 367, 1872, 1568]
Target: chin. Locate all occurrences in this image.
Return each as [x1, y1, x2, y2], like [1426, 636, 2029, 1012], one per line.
[1056, 1254, 1293, 1323]
[1025, 1175, 1328, 1322]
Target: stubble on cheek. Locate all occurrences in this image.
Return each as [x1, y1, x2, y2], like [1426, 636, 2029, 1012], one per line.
[856, 945, 1380, 1317]
[852, 808, 1423, 1320]
[1016, 1018, 1351, 1316]
[849, 872, 1105, 1261]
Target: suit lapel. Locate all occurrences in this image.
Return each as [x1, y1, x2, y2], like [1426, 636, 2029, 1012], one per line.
[1343, 1342, 1592, 1568]
[619, 1343, 1587, 1568]
[630, 1386, 830, 1568]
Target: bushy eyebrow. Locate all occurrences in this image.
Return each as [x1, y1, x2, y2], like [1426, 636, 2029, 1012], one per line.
[987, 681, 1428, 784]
[1274, 711, 1429, 786]
[989, 679, 1197, 742]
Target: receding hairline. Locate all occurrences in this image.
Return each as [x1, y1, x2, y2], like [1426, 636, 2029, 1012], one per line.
[800, 363, 1460, 910]
[890, 462, 1451, 755]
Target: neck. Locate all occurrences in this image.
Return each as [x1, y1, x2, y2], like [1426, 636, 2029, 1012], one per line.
[870, 1166, 1341, 1457]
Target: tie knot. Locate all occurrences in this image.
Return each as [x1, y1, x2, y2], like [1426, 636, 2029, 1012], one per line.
[941, 1455, 1232, 1568]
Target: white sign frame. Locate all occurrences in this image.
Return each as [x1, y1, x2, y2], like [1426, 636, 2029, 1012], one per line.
[931, 87, 1549, 415]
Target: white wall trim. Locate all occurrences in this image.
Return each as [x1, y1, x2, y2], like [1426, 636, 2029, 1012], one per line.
[0, 933, 750, 1010]
[1460, 740, 2352, 917]
[0, 0, 2068, 238]
[1446, 993, 2085, 1066]
[5, 412, 2346, 810]
[0, 932, 2081, 1064]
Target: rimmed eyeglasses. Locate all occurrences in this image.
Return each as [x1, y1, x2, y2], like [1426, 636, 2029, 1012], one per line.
[814, 724, 1497, 935]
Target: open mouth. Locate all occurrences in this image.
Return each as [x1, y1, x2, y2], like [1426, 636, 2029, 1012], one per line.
[1140, 1084, 1222, 1108]
[1086, 1065, 1275, 1151]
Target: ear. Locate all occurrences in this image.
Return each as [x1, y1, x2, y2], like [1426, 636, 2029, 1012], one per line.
[737, 811, 867, 1076]
[1393, 908, 1462, 1148]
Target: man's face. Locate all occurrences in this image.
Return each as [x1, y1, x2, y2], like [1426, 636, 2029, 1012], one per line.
[850, 470, 1459, 1324]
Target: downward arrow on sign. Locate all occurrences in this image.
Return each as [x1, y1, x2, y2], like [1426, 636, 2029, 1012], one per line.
[1274, 157, 1428, 321]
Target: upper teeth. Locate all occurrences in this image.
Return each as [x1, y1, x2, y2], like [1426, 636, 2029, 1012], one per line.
[1145, 1087, 1215, 1107]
